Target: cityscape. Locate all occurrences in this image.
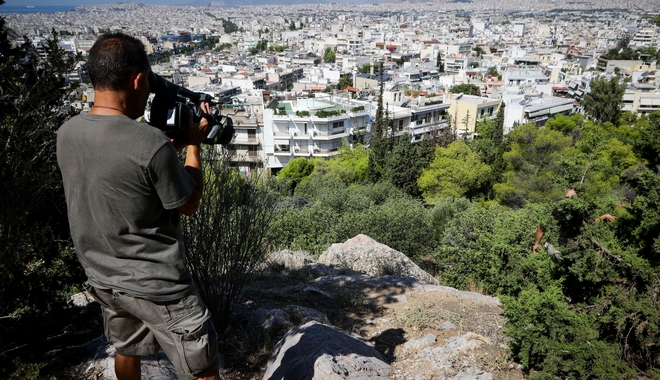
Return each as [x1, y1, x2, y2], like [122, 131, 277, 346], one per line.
[2, 0, 660, 175]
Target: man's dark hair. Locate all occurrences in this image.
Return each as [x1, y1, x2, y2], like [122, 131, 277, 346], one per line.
[88, 32, 150, 91]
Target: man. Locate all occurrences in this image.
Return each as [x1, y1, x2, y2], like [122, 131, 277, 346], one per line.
[57, 32, 221, 380]
[533, 189, 615, 263]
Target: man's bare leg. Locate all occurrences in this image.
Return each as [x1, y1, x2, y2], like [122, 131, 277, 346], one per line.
[196, 367, 222, 380]
[115, 353, 141, 380]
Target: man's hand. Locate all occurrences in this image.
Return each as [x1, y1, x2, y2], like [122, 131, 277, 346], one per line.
[186, 102, 212, 146]
[533, 243, 541, 254]
[596, 214, 615, 223]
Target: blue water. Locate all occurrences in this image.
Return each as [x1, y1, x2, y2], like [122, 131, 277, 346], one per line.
[0, 5, 76, 14]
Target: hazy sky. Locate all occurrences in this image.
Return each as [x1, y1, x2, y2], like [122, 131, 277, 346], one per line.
[3, 0, 191, 6]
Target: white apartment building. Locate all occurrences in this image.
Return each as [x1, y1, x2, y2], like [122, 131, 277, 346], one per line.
[262, 94, 373, 173]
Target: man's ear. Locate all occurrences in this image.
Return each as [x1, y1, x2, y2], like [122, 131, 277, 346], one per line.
[131, 71, 143, 91]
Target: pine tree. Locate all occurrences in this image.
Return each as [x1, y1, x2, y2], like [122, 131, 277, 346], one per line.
[366, 62, 389, 183]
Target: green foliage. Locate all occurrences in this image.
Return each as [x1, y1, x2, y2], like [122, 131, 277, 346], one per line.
[310, 140, 369, 184]
[295, 110, 310, 117]
[323, 47, 336, 63]
[350, 105, 365, 112]
[581, 76, 626, 124]
[544, 113, 584, 135]
[339, 75, 353, 90]
[385, 135, 434, 197]
[277, 157, 315, 192]
[633, 110, 660, 169]
[366, 62, 392, 183]
[270, 178, 435, 260]
[0, 27, 84, 318]
[449, 83, 479, 95]
[502, 285, 631, 378]
[436, 52, 444, 72]
[494, 124, 573, 207]
[183, 149, 277, 332]
[315, 109, 345, 118]
[418, 140, 493, 203]
[359, 63, 373, 74]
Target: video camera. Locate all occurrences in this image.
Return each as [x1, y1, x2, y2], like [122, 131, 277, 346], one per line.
[147, 71, 234, 145]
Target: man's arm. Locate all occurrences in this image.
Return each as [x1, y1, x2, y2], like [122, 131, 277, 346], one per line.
[176, 102, 211, 216]
[533, 226, 544, 253]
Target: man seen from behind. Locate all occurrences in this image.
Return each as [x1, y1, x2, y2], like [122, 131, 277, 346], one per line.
[57, 32, 221, 380]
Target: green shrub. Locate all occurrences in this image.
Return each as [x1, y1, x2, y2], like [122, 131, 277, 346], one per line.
[183, 149, 277, 331]
[502, 284, 631, 378]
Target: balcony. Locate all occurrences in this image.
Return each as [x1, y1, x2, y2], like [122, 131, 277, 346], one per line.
[312, 147, 340, 155]
[312, 128, 349, 139]
[231, 137, 260, 146]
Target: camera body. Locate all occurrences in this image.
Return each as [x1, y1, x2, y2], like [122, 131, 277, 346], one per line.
[147, 71, 234, 145]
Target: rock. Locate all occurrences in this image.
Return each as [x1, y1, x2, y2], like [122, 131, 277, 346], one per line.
[254, 307, 293, 332]
[254, 305, 330, 335]
[70, 291, 95, 307]
[262, 321, 389, 380]
[81, 337, 178, 380]
[283, 305, 331, 325]
[388, 295, 408, 303]
[318, 235, 440, 286]
[265, 249, 314, 271]
[440, 321, 457, 330]
[300, 262, 343, 277]
[403, 333, 436, 350]
[391, 332, 495, 379]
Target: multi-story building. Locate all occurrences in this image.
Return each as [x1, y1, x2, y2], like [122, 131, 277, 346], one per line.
[446, 93, 501, 137]
[262, 94, 372, 173]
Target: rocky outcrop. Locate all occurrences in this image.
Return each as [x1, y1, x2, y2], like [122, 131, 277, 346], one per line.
[318, 234, 440, 285]
[264, 249, 315, 271]
[262, 321, 389, 380]
[391, 333, 496, 380]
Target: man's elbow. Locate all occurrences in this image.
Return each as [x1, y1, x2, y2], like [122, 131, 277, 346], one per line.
[177, 192, 202, 216]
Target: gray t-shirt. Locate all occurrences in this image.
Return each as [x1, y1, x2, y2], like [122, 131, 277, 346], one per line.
[57, 113, 196, 302]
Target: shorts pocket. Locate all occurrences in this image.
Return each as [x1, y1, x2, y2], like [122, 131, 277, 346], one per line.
[171, 318, 219, 376]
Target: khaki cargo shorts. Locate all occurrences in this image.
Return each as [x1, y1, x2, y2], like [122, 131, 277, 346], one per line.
[85, 282, 219, 380]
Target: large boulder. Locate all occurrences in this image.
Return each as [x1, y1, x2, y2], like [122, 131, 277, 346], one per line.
[318, 235, 439, 285]
[263, 321, 389, 380]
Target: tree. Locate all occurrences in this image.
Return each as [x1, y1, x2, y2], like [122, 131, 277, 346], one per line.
[277, 157, 315, 192]
[338, 75, 352, 90]
[581, 75, 625, 124]
[494, 124, 573, 207]
[359, 63, 373, 74]
[366, 62, 390, 183]
[487, 66, 499, 77]
[323, 47, 336, 63]
[418, 140, 493, 203]
[449, 83, 479, 95]
[436, 51, 444, 73]
[386, 135, 434, 197]
[1, 8, 84, 319]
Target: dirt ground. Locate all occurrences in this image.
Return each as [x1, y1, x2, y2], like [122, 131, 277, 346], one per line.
[0, 267, 526, 379]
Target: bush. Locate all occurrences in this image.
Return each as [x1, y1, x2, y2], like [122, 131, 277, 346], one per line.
[182, 149, 277, 331]
[0, 29, 84, 319]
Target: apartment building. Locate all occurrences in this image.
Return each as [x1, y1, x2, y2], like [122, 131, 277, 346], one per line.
[446, 93, 501, 137]
[262, 94, 372, 173]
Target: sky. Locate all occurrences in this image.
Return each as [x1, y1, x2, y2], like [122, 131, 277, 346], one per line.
[3, 0, 192, 6]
